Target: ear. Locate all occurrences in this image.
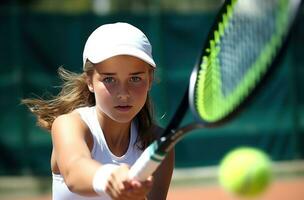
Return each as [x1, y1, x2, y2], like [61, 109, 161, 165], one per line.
[86, 76, 94, 93]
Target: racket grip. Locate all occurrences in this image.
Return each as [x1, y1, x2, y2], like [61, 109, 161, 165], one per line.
[129, 141, 166, 181]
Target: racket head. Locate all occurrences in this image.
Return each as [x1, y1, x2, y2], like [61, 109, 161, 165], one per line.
[189, 0, 302, 125]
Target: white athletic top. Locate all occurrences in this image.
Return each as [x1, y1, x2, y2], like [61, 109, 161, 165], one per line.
[52, 106, 143, 200]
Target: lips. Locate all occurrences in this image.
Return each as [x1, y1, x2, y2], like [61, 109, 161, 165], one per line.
[114, 105, 132, 112]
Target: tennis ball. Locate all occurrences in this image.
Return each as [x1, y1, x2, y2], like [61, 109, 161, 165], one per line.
[219, 147, 272, 197]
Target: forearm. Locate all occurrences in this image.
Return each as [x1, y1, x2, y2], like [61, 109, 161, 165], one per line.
[62, 157, 101, 196]
[148, 149, 175, 200]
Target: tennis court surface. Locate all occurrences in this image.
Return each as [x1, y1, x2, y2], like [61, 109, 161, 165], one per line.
[2, 160, 303, 200]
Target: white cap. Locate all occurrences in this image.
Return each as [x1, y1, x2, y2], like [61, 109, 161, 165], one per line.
[83, 22, 156, 69]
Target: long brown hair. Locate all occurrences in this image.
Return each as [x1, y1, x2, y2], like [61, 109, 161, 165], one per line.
[22, 60, 155, 149]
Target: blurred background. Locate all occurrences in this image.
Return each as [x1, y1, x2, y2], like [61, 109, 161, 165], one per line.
[0, 0, 304, 199]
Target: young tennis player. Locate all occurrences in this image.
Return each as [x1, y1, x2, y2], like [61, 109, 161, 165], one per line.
[22, 22, 174, 200]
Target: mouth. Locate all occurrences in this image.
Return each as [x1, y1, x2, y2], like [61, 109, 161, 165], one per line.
[114, 105, 133, 112]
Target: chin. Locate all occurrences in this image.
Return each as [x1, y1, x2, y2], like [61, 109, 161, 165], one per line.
[111, 114, 136, 124]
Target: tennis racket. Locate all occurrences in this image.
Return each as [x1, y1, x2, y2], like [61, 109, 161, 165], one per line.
[129, 0, 302, 181]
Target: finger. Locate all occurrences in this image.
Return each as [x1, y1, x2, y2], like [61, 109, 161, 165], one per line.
[107, 165, 133, 199]
[147, 175, 153, 182]
[112, 165, 130, 190]
[122, 180, 133, 191]
[130, 175, 153, 189]
[106, 172, 125, 199]
[127, 181, 153, 197]
[142, 176, 153, 187]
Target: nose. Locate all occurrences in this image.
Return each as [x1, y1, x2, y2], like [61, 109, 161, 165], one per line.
[117, 84, 130, 101]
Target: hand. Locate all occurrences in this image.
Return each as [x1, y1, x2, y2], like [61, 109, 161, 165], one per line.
[125, 176, 153, 200]
[104, 164, 153, 200]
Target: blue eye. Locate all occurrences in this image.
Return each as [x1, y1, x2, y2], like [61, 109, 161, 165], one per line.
[130, 76, 142, 82]
[103, 77, 116, 84]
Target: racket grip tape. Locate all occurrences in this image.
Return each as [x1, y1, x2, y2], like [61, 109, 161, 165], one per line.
[129, 141, 166, 181]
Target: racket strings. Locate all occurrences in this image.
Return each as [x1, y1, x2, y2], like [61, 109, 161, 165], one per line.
[194, 0, 296, 122]
[221, 0, 279, 93]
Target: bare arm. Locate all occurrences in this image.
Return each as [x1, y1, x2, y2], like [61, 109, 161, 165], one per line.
[51, 112, 101, 196]
[52, 112, 154, 199]
[147, 125, 175, 200]
[148, 149, 175, 200]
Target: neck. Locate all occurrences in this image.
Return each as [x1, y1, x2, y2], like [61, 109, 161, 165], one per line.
[96, 108, 131, 156]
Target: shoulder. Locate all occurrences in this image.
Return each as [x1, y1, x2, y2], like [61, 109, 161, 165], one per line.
[52, 111, 82, 127]
[51, 111, 89, 138]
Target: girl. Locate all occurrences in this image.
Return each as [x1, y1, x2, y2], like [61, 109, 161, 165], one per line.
[22, 22, 174, 200]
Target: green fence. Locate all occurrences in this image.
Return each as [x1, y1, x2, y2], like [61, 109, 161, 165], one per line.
[0, 11, 303, 175]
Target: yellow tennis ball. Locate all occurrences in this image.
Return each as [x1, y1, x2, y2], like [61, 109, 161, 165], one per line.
[219, 147, 272, 197]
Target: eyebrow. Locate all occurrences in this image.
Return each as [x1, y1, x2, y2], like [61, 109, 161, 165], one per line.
[100, 71, 146, 76]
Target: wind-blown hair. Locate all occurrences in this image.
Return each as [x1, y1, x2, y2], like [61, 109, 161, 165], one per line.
[22, 61, 155, 149]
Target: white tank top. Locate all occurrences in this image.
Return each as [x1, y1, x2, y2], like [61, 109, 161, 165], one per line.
[52, 106, 143, 200]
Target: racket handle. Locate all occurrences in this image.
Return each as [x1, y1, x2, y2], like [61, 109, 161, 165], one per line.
[129, 141, 166, 181]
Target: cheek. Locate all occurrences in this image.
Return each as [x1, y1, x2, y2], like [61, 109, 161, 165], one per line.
[94, 85, 112, 105]
[131, 82, 149, 98]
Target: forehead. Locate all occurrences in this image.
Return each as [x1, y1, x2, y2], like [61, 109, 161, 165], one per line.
[94, 55, 152, 73]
